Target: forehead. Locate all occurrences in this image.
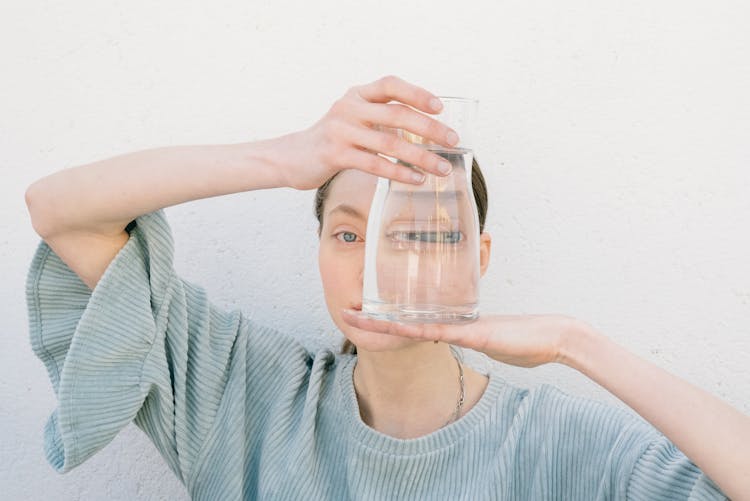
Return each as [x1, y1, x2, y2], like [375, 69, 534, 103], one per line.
[325, 169, 378, 215]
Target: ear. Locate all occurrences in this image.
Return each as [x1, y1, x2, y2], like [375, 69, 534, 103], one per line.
[479, 232, 492, 277]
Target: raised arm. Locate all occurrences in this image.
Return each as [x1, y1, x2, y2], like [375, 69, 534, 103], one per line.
[24, 140, 290, 289]
[24, 75, 458, 290]
[25, 76, 460, 481]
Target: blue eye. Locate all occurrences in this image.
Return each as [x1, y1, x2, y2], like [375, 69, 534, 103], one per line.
[336, 231, 360, 243]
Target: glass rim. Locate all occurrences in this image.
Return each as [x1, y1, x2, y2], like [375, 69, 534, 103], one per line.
[435, 95, 479, 104]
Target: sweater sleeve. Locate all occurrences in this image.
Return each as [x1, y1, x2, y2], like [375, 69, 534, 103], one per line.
[25, 209, 301, 482]
[626, 434, 728, 500]
[519, 384, 729, 499]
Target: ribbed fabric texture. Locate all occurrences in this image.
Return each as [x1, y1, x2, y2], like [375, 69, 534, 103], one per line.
[26, 209, 728, 500]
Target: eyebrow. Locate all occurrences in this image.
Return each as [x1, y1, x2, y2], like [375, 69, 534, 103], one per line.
[327, 203, 367, 221]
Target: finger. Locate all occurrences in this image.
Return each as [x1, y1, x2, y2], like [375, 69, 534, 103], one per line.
[341, 309, 440, 340]
[347, 125, 452, 177]
[358, 101, 458, 151]
[337, 143, 426, 185]
[340, 309, 488, 351]
[357, 75, 443, 114]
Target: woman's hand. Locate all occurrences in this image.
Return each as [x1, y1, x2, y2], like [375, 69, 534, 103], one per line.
[276, 75, 460, 191]
[340, 310, 591, 368]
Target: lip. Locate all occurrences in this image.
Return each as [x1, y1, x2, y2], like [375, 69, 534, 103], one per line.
[351, 304, 362, 311]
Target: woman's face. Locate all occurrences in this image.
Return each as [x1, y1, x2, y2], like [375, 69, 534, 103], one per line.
[317, 169, 491, 352]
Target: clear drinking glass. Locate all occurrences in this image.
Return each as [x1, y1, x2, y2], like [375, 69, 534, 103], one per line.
[362, 96, 480, 323]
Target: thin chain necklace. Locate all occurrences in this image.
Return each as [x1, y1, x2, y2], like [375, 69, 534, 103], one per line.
[443, 346, 466, 427]
[352, 347, 466, 429]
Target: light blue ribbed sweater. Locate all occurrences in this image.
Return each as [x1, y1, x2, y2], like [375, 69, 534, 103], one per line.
[26, 209, 728, 500]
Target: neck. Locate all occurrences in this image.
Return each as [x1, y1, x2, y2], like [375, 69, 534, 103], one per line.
[352, 342, 467, 438]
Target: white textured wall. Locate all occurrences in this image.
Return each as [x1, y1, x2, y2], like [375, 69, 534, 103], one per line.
[2, 1, 749, 499]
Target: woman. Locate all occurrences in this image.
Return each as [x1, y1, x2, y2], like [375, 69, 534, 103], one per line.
[25, 75, 744, 500]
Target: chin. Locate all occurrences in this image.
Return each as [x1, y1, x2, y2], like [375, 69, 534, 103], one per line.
[328, 304, 424, 353]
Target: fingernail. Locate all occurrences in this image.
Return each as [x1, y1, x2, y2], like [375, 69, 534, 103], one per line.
[430, 98, 443, 111]
[446, 130, 459, 146]
[438, 160, 452, 174]
[411, 171, 425, 183]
